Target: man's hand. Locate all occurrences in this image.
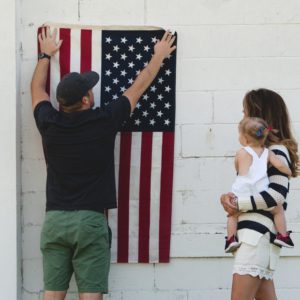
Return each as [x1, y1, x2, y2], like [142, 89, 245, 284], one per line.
[39, 26, 62, 57]
[154, 31, 177, 60]
[220, 192, 238, 216]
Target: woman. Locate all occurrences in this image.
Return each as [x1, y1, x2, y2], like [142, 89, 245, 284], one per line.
[220, 88, 299, 300]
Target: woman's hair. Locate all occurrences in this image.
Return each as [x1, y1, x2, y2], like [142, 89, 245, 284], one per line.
[243, 88, 299, 177]
[239, 117, 272, 147]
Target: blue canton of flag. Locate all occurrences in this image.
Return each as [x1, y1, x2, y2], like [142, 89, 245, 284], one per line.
[101, 30, 176, 132]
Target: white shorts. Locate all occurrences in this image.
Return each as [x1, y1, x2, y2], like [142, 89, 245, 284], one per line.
[233, 232, 281, 280]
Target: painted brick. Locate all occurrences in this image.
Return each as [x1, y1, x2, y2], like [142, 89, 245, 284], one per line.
[174, 25, 300, 59]
[23, 259, 43, 292]
[181, 124, 239, 157]
[177, 58, 300, 91]
[108, 264, 155, 290]
[176, 91, 213, 124]
[123, 290, 187, 300]
[79, 0, 145, 25]
[146, 0, 300, 25]
[22, 0, 79, 27]
[154, 258, 232, 290]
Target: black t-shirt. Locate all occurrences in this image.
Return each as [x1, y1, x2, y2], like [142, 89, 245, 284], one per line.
[34, 96, 131, 212]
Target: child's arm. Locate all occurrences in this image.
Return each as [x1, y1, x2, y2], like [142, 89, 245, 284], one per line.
[235, 148, 252, 176]
[269, 151, 292, 176]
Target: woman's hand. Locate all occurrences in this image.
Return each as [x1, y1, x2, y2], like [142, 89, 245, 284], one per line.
[220, 192, 238, 216]
[154, 30, 176, 60]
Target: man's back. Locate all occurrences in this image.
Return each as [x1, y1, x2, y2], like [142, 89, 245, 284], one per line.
[34, 96, 130, 211]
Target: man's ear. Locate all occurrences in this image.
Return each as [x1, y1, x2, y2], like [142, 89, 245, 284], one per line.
[82, 95, 90, 105]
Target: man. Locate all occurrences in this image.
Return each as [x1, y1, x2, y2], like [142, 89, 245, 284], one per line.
[31, 26, 176, 300]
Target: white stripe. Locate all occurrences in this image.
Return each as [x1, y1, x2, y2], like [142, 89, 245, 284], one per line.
[128, 132, 142, 262]
[70, 29, 81, 72]
[110, 133, 121, 263]
[49, 25, 60, 110]
[91, 29, 102, 108]
[149, 132, 163, 262]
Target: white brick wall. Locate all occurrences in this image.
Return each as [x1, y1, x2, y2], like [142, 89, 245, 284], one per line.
[18, 1, 300, 299]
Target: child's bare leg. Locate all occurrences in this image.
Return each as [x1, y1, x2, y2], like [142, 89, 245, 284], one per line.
[271, 204, 287, 234]
[227, 214, 238, 237]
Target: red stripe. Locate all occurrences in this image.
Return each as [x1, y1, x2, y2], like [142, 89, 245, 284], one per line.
[117, 132, 132, 262]
[37, 27, 50, 94]
[59, 28, 71, 78]
[138, 132, 153, 262]
[80, 29, 92, 73]
[159, 132, 175, 262]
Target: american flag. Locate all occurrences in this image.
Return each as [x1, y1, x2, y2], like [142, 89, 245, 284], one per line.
[38, 24, 177, 263]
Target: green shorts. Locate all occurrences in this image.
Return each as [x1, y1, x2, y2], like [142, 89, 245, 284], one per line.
[40, 210, 111, 293]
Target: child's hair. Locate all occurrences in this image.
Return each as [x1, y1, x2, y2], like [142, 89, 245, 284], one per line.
[239, 117, 275, 147]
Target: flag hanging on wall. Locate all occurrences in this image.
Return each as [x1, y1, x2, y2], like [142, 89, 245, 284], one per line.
[38, 24, 177, 263]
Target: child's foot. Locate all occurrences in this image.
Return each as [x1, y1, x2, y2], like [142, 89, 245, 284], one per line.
[274, 231, 294, 248]
[225, 235, 241, 253]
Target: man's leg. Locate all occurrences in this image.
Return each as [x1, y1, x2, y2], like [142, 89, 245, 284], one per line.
[79, 293, 102, 300]
[43, 291, 67, 300]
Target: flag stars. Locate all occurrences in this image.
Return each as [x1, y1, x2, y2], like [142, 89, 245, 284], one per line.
[121, 37, 128, 44]
[136, 102, 141, 109]
[113, 78, 119, 84]
[128, 61, 135, 68]
[113, 45, 120, 52]
[165, 102, 171, 109]
[157, 94, 163, 101]
[144, 45, 150, 52]
[149, 119, 156, 126]
[158, 77, 164, 84]
[136, 70, 141, 76]
[136, 37, 143, 44]
[150, 102, 156, 109]
[113, 61, 120, 68]
[121, 53, 127, 60]
[105, 37, 112, 43]
[165, 85, 171, 92]
[105, 70, 112, 76]
[136, 53, 142, 60]
[157, 111, 163, 117]
[142, 110, 149, 117]
[120, 86, 126, 92]
[128, 45, 135, 52]
[151, 36, 157, 43]
[150, 85, 157, 92]
[105, 86, 111, 92]
[105, 53, 112, 60]
[143, 61, 148, 67]
[128, 78, 134, 84]
[135, 119, 141, 126]
[165, 69, 172, 76]
[112, 94, 118, 100]
[121, 70, 127, 76]
[142, 94, 149, 101]
[164, 119, 171, 126]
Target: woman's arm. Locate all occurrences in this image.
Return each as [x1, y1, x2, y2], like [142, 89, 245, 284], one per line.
[237, 147, 290, 211]
[269, 151, 292, 176]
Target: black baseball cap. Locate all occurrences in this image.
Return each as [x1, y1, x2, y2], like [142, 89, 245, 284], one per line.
[56, 71, 99, 106]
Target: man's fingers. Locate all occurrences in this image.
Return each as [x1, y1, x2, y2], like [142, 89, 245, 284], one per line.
[55, 39, 63, 51]
[52, 28, 58, 41]
[169, 36, 176, 47]
[38, 33, 42, 44]
[162, 31, 169, 41]
[41, 27, 46, 40]
[46, 26, 51, 38]
[170, 45, 176, 53]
